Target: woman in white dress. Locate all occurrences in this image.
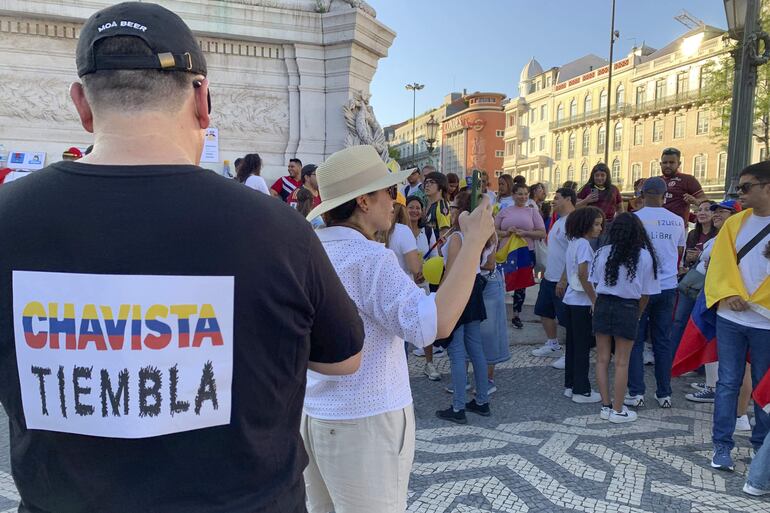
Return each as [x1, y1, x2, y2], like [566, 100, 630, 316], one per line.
[301, 145, 494, 513]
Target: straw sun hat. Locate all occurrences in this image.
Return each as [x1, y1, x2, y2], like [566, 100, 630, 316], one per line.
[306, 145, 414, 221]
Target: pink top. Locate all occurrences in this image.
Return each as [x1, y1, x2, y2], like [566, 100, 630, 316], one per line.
[495, 205, 545, 251]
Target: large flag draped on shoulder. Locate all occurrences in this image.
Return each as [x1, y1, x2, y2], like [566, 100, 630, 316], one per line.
[755, 371, 770, 414]
[495, 234, 535, 292]
[672, 291, 718, 377]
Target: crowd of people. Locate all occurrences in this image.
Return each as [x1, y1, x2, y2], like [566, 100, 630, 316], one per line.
[0, 3, 768, 513]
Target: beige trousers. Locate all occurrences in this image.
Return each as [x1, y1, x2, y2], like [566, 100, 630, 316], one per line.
[301, 405, 416, 513]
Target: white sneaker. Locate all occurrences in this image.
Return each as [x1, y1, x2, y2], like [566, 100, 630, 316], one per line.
[656, 396, 672, 408]
[609, 406, 638, 423]
[600, 405, 612, 420]
[624, 394, 645, 407]
[563, 388, 573, 398]
[690, 382, 707, 391]
[412, 347, 425, 357]
[531, 341, 563, 357]
[424, 362, 441, 381]
[743, 482, 770, 497]
[551, 356, 566, 369]
[572, 391, 602, 404]
[735, 415, 751, 432]
[643, 349, 655, 365]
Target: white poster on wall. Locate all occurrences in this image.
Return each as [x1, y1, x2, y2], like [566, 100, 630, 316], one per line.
[13, 271, 234, 439]
[8, 151, 46, 170]
[200, 128, 219, 163]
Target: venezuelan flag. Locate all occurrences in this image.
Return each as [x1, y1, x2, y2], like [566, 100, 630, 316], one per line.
[495, 234, 534, 293]
[672, 291, 717, 377]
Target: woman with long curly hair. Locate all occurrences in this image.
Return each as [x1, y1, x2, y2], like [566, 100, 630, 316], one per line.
[590, 213, 660, 423]
[576, 163, 623, 222]
[236, 153, 269, 194]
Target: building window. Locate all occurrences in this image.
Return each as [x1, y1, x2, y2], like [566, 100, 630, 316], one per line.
[554, 167, 561, 185]
[584, 94, 593, 113]
[496, 129, 505, 137]
[693, 154, 707, 180]
[611, 158, 621, 184]
[540, 104, 547, 120]
[677, 71, 688, 95]
[539, 135, 546, 151]
[567, 165, 574, 182]
[597, 125, 606, 153]
[568, 132, 576, 158]
[506, 141, 515, 156]
[520, 142, 527, 156]
[616, 84, 625, 105]
[636, 86, 645, 105]
[600, 89, 608, 110]
[508, 114, 516, 127]
[674, 115, 685, 139]
[633, 124, 643, 145]
[529, 109, 535, 123]
[698, 67, 707, 91]
[761, 147, 768, 162]
[529, 138, 535, 152]
[569, 99, 577, 118]
[443, 131, 466, 177]
[632, 163, 642, 182]
[495, 170, 504, 178]
[655, 78, 667, 100]
[555, 136, 562, 160]
[613, 122, 623, 151]
[495, 150, 505, 158]
[581, 162, 589, 183]
[557, 103, 564, 121]
[653, 119, 664, 142]
[718, 152, 727, 181]
[582, 129, 590, 156]
[650, 159, 658, 177]
[697, 111, 709, 135]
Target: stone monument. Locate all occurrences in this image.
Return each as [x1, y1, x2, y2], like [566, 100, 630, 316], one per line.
[0, 0, 395, 179]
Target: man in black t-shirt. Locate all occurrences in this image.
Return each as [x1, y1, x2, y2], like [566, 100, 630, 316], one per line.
[0, 3, 364, 513]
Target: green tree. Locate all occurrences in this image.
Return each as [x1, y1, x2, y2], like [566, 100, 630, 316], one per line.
[388, 146, 400, 160]
[700, 4, 770, 160]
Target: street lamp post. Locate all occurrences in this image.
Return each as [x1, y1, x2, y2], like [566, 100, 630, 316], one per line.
[425, 114, 439, 168]
[723, 0, 770, 197]
[405, 82, 424, 167]
[604, 0, 619, 166]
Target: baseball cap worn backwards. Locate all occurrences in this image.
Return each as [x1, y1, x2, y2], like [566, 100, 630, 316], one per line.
[642, 177, 667, 195]
[76, 2, 206, 78]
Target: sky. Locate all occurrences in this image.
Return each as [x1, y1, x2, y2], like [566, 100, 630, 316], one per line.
[367, 0, 729, 127]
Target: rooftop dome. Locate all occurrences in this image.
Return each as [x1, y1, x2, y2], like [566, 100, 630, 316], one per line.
[519, 57, 543, 82]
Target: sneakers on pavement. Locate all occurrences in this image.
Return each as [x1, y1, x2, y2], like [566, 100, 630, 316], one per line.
[424, 362, 441, 381]
[743, 482, 770, 497]
[711, 445, 735, 471]
[551, 356, 566, 369]
[736, 415, 752, 432]
[600, 405, 612, 420]
[624, 394, 645, 407]
[511, 317, 524, 329]
[435, 406, 467, 424]
[572, 391, 602, 404]
[690, 382, 707, 391]
[531, 341, 563, 357]
[412, 347, 425, 357]
[563, 387, 573, 398]
[487, 380, 497, 395]
[465, 399, 491, 417]
[685, 387, 715, 403]
[656, 396, 672, 408]
[643, 348, 655, 365]
[609, 406, 638, 423]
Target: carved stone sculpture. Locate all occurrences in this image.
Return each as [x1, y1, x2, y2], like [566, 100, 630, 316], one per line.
[343, 91, 391, 163]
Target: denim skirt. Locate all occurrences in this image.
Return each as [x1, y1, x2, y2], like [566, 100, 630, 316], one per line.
[592, 294, 640, 341]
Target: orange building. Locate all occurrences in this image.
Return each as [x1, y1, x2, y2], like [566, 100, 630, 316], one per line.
[441, 92, 506, 189]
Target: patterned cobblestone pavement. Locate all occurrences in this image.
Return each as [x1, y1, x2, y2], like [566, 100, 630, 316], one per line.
[1, 329, 767, 512]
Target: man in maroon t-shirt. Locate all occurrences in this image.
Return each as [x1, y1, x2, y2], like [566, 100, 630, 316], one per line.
[658, 147, 707, 223]
[270, 158, 302, 202]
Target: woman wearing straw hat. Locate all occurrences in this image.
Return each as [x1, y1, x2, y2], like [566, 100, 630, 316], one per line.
[301, 145, 495, 513]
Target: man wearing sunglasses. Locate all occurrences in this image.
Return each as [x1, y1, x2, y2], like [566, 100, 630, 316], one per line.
[658, 147, 708, 224]
[0, 3, 365, 512]
[705, 161, 770, 473]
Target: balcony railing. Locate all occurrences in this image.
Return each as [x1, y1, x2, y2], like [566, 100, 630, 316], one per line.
[549, 104, 630, 131]
[630, 90, 703, 117]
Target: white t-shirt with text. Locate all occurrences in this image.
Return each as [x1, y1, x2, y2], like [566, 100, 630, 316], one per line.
[634, 207, 686, 290]
[717, 213, 770, 330]
[590, 246, 661, 300]
[544, 215, 568, 283]
[563, 237, 594, 307]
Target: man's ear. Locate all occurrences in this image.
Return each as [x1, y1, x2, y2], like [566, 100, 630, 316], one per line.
[193, 78, 211, 130]
[355, 194, 369, 213]
[70, 82, 94, 133]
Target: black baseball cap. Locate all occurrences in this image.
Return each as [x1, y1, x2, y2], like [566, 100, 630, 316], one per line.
[76, 2, 206, 78]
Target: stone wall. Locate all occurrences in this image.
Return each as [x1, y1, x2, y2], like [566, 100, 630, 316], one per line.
[0, 0, 395, 180]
